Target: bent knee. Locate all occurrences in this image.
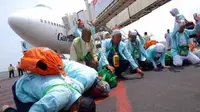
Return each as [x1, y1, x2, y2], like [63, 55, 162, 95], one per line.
[173, 55, 183, 66]
[173, 60, 183, 66]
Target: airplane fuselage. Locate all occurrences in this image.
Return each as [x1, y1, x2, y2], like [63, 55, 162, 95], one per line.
[8, 5, 74, 53]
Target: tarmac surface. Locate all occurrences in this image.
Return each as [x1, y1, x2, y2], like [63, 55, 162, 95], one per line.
[1, 66, 200, 112]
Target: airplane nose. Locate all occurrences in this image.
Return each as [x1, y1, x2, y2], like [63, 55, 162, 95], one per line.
[8, 11, 29, 35]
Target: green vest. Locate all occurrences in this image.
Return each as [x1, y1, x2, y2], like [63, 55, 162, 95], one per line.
[177, 32, 189, 56]
[131, 41, 140, 59]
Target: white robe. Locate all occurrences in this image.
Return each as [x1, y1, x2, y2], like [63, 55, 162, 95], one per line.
[165, 33, 171, 50]
[70, 37, 98, 64]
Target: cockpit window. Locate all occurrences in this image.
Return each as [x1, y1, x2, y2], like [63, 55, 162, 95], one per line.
[51, 22, 53, 25]
[48, 21, 50, 24]
[40, 19, 43, 23]
[44, 20, 47, 23]
[54, 23, 56, 26]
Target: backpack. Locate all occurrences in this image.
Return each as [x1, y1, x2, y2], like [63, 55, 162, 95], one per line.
[165, 52, 173, 66]
[98, 69, 117, 88]
[189, 43, 194, 51]
[144, 40, 158, 50]
[20, 47, 66, 76]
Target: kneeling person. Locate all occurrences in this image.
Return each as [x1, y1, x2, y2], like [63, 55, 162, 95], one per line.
[125, 30, 149, 70]
[146, 43, 169, 70]
[99, 29, 144, 78]
[171, 13, 200, 66]
[70, 28, 98, 70]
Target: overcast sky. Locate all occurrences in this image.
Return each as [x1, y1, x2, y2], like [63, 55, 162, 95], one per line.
[0, 0, 199, 72]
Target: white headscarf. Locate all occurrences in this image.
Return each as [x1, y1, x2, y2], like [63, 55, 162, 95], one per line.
[155, 43, 165, 53]
[170, 8, 179, 16]
[129, 31, 137, 36]
[111, 29, 121, 37]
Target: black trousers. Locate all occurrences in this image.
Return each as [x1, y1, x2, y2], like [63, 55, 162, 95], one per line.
[135, 59, 154, 71]
[108, 59, 130, 76]
[129, 59, 156, 73]
[9, 70, 14, 78]
[17, 69, 23, 76]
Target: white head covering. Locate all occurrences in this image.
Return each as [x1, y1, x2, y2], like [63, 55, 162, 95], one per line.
[103, 31, 109, 36]
[155, 43, 165, 53]
[170, 8, 179, 16]
[111, 29, 121, 37]
[129, 31, 137, 36]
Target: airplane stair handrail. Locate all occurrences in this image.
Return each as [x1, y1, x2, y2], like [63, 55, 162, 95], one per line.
[62, 16, 71, 34]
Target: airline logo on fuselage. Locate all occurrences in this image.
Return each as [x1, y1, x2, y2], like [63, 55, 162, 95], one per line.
[57, 33, 75, 42]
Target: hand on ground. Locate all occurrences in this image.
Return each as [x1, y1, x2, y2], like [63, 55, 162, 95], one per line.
[163, 65, 170, 68]
[107, 65, 115, 73]
[136, 68, 144, 77]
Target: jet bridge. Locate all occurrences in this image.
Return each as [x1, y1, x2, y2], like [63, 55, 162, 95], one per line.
[106, 0, 171, 30]
[89, 0, 171, 30]
[93, 0, 136, 30]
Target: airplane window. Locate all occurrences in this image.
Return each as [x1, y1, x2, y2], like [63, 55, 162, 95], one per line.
[57, 24, 58, 26]
[54, 23, 56, 26]
[51, 22, 53, 25]
[40, 19, 43, 23]
[48, 21, 50, 24]
[44, 20, 47, 23]
[59, 24, 61, 27]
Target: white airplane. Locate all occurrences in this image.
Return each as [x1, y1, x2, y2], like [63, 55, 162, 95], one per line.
[8, 4, 75, 54]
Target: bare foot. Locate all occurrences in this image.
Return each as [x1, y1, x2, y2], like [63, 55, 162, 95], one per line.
[1, 105, 9, 112]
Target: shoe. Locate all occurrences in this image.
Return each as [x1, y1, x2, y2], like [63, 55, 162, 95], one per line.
[117, 75, 127, 80]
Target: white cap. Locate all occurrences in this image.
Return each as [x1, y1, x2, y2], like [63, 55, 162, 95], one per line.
[111, 29, 121, 37]
[103, 31, 110, 38]
[129, 31, 137, 36]
[103, 31, 109, 35]
[155, 43, 165, 52]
